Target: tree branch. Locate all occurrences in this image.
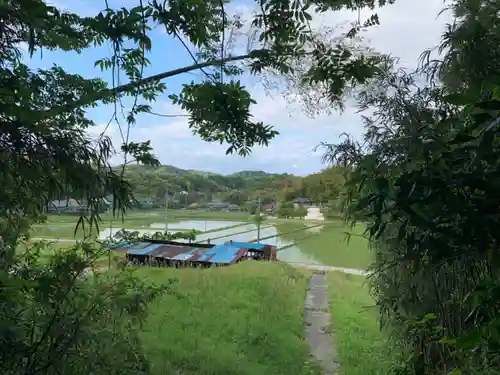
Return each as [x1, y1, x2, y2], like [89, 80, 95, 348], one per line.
[37, 53, 255, 121]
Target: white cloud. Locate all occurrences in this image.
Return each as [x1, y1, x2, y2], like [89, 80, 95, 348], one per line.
[90, 89, 364, 176]
[88, 0, 451, 176]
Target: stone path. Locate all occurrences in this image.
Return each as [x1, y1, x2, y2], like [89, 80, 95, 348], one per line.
[304, 272, 339, 375]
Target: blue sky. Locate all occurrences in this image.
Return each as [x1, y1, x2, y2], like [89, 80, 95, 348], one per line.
[33, 0, 449, 176]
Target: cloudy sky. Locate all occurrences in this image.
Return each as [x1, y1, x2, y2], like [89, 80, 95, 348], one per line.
[33, 0, 450, 176]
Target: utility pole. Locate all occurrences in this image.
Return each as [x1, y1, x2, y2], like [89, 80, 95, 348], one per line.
[256, 195, 261, 243]
[105, 196, 113, 267]
[108, 215, 112, 268]
[165, 186, 169, 232]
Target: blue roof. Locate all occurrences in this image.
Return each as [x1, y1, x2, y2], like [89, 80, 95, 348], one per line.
[115, 241, 248, 265]
[209, 245, 244, 264]
[224, 241, 266, 250]
[128, 243, 164, 255]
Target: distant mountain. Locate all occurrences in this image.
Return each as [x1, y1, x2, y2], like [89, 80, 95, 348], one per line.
[120, 164, 295, 178]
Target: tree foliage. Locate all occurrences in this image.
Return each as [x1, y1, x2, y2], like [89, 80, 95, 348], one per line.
[321, 0, 500, 374]
[112, 164, 347, 209]
[1, 0, 385, 242]
[1, 0, 390, 373]
[1, 241, 166, 375]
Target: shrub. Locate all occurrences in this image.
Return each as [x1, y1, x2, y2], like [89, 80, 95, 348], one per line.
[1, 241, 167, 375]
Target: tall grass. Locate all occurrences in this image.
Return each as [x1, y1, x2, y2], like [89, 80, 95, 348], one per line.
[137, 262, 321, 375]
[327, 272, 395, 375]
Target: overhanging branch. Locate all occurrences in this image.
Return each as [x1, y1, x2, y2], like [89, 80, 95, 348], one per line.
[37, 53, 255, 121]
[35, 48, 341, 121]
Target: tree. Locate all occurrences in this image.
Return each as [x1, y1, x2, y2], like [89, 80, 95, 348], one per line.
[295, 205, 308, 219]
[2, 0, 386, 241]
[277, 201, 295, 218]
[223, 189, 246, 206]
[245, 201, 258, 215]
[0, 0, 395, 373]
[321, 1, 500, 373]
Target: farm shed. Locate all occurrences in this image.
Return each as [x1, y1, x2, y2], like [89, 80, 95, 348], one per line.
[112, 239, 276, 268]
[224, 241, 277, 261]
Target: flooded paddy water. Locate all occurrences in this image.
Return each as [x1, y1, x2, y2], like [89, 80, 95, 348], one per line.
[35, 219, 326, 266]
[107, 219, 325, 265]
[98, 220, 246, 239]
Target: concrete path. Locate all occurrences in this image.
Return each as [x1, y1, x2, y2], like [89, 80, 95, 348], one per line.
[288, 262, 368, 276]
[304, 273, 339, 374]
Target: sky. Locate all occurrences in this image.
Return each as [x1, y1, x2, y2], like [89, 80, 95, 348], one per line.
[30, 0, 451, 176]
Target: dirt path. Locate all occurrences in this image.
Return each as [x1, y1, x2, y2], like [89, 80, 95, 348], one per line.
[304, 272, 339, 374]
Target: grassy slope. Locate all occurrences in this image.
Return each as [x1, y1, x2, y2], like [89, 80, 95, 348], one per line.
[20, 228, 392, 375]
[138, 262, 321, 375]
[327, 272, 394, 375]
[29, 225, 92, 239]
[299, 223, 372, 270]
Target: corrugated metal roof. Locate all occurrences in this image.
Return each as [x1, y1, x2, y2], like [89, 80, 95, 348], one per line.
[114, 241, 249, 265]
[224, 241, 266, 250]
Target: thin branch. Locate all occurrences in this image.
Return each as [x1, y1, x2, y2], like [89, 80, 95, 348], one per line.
[37, 53, 255, 121]
[147, 112, 188, 118]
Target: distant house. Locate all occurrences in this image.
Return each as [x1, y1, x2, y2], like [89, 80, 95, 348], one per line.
[293, 197, 311, 205]
[136, 197, 155, 207]
[105, 195, 137, 209]
[206, 199, 233, 211]
[49, 196, 116, 214]
[293, 197, 311, 210]
[48, 199, 88, 213]
[262, 203, 276, 212]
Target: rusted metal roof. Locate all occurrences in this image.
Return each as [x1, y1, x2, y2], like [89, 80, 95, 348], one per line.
[224, 241, 278, 261]
[113, 241, 249, 265]
[223, 241, 278, 252]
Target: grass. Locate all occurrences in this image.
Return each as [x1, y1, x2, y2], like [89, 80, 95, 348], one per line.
[29, 225, 95, 240]
[327, 272, 394, 375]
[44, 209, 252, 226]
[194, 222, 249, 235]
[18, 225, 394, 375]
[32, 212, 252, 240]
[137, 262, 321, 375]
[298, 222, 372, 270]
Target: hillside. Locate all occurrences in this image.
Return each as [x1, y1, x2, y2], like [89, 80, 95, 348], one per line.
[116, 164, 300, 205]
[115, 164, 345, 209]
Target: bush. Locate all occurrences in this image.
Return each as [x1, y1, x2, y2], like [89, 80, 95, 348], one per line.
[277, 201, 294, 218]
[295, 206, 307, 219]
[1, 241, 167, 375]
[245, 201, 258, 215]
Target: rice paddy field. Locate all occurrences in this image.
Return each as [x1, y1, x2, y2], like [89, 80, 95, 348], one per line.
[20, 210, 390, 375]
[29, 209, 372, 270]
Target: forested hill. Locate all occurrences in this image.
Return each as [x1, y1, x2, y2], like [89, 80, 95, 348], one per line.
[115, 164, 345, 207]
[116, 164, 299, 200]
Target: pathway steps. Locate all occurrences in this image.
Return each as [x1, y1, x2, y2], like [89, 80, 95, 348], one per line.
[304, 273, 339, 375]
